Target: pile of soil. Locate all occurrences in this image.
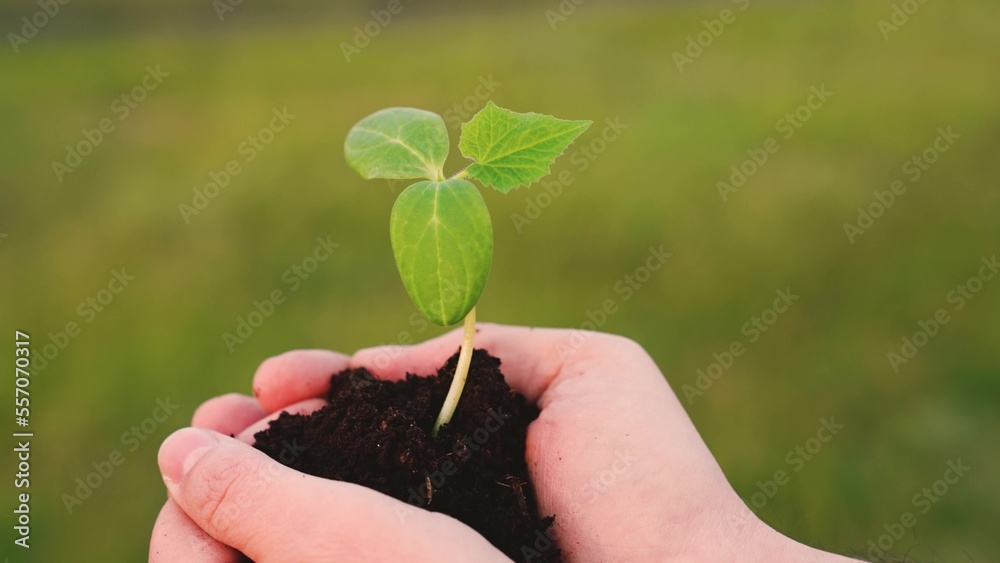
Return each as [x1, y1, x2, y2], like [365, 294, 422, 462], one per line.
[250, 349, 560, 562]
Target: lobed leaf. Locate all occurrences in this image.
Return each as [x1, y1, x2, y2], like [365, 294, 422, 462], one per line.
[345, 108, 449, 181]
[459, 101, 591, 193]
[389, 179, 493, 326]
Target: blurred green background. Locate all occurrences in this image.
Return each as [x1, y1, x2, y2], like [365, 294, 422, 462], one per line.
[2, 0, 998, 561]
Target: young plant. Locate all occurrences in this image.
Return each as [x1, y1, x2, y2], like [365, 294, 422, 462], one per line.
[345, 101, 590, 435]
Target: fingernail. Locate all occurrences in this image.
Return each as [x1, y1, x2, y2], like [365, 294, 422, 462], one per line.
[158, 428, 220, 487]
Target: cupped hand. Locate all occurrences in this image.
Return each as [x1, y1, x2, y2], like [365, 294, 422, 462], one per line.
[150, 324, 857, 562]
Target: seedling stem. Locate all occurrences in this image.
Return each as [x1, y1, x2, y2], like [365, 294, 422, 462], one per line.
[432, 306, 476, 436]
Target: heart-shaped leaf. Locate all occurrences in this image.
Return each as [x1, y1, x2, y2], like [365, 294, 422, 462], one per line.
[390, 179, 493, 326]
[345, 108, 449, 181]
[459, 101, 591, 193]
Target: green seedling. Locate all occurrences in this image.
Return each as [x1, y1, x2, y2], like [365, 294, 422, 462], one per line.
[345, 101, 590, 435]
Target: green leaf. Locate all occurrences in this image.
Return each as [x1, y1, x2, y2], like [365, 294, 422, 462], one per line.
[459, 101, 591, 193]
[345, 108, 449, 181]
[390, 179, 493, 326]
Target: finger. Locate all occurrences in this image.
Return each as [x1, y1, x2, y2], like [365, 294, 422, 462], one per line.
[192, 394, 267, 435]
[252, 349, 350, 413]
[352, 322, 642, 403]
[158, 428, 506, 561]
[149, 498, 243, 562]
[350, 330, 467, 381]
[235, 398, 327, 443]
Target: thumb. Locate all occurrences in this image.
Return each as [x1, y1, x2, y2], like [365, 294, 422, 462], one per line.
[158, 428, 508, 562]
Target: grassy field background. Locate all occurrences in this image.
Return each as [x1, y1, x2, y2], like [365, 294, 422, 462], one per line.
[2, 1, 998, 561]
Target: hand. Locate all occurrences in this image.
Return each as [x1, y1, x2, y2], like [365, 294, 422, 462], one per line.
[151, 324, 858, 562]
[149, 351, 335, 562]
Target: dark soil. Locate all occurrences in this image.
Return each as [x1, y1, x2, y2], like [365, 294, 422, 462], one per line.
[250, 349, 560, 562]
